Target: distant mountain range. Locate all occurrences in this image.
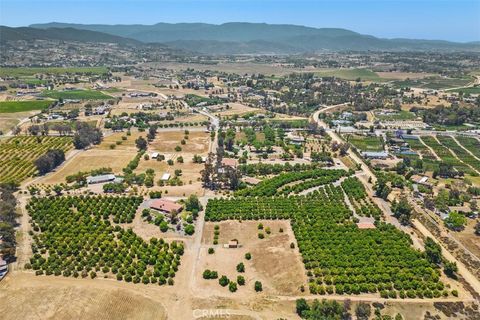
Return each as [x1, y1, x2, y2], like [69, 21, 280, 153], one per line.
[2, 22, 478, 54]
[0, 26, 141, 46]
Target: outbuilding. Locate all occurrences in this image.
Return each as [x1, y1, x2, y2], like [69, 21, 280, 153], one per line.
[87, 174, 116, 184]
[361, 151, 389, 159]
[160, 173, 171, 181]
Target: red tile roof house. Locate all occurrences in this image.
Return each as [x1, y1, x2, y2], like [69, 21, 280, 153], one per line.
[221, 158, 238, 168]
[150, 199, 183, 214]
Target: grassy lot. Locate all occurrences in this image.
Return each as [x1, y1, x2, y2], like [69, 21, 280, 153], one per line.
[446, 87, 480, 95]
[0, 100, 52, 113]
[41, 90, 112, 100]
[0, 67, 108, 77]
[375, 110, 416, 121]
[347, 134, 384, 151]
[315, 68, 382, 81]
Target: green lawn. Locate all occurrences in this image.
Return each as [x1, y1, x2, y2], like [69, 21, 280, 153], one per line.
[446, 87, 480, 95]
[0, 100, 53, 113]
[315, 68, 382, 82]
[347, 135, 384, 151]
[0, 67, 108, 77]
[41, 89, 112, 100]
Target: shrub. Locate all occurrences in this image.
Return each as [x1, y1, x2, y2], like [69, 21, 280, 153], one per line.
[236, 262, 245, 273]
[208, 248, 215, 254]
[219, 275, 229, 287]
[245, 252, 251, 260]
[237, 275, 245, 285]
[229, 281, 237, 292]
[254, 281, 263, 292]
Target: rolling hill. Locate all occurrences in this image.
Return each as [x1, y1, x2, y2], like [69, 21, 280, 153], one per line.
[20, 22, 480, 54]
[0, 26, 141, 46]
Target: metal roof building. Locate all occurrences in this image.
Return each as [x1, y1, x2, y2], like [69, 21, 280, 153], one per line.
[87, 174, 116, 184]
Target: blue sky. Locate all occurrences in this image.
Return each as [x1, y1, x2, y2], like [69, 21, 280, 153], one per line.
[1, 0, 479, 42]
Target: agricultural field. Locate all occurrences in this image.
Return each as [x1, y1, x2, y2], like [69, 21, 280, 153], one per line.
[421, 136, 477, 176]
[0, 100, 53, 113]
[0, 67, 108, 77]
[41, 89, 112, 100]
[436, 135, 480, 174]
[0, 136, 72, 184]
[391, 76, 473, 90]
[347, 134, 384, 152]
[27, 195, 184, 284]
[235, 169, 347, 197]
[455, 136, 480, 159]
[446, 87, 480, 94]
[341, 177, 382, 219]
[206, 183, 455, 298]
[315, 68, 383, 81]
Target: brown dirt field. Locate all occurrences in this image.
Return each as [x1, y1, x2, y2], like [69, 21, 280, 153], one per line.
[200, 220, 307, 296]
[0, 272, 167, 320]
[38, 149, 137, 184]
[149, 131, 210, 153]
[209, 103, 263, 116]
[171, 113, 209, 123]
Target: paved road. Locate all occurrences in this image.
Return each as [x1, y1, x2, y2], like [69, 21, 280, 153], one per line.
[312, 104, 377, 184]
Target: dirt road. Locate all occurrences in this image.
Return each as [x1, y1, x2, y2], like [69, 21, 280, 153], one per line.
[413, 219, 480, 296]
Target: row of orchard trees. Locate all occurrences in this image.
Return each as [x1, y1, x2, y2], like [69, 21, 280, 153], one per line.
[205, 182, 452, 297]
[26, 195, 183, 285]
[235, 169, 347, 197]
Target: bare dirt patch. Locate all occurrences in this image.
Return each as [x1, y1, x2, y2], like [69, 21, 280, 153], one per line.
[200, 220, 307, 296]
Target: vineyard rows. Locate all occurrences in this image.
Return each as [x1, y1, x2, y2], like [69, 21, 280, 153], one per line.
[0, 136, 72, 184]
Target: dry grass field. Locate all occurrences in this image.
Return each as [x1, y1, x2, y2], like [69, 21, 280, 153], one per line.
[0, 110, 38, 133]
[97, 131, 145, 151]
[452, 218, 480, 258]
[0, 273, 167, 320]
[200, 220, 307, 296]
[209, 103, 263, 116]
[38, 149, 137, 184]
[149, 131, 210, 153]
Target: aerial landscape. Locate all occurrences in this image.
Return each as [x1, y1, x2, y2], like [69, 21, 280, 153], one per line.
[0, 0, 480, 319]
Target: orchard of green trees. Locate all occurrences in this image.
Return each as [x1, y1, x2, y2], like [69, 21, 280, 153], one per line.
[206, 180, 450, 298]
[26, 195, 183, 284]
